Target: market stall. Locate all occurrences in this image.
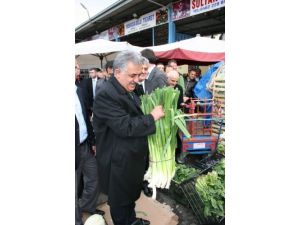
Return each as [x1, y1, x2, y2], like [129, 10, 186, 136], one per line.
[148, 36, 225, 64]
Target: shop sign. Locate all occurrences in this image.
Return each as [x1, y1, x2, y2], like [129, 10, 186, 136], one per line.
[124, 11, 156, 35]
[172, 0, 191, 21]
[108, 26, 119, 40]
[190, 0, 225, 16]
[156, 8, 168, 25]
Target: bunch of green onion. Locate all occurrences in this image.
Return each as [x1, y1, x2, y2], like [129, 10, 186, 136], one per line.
[141, 87, 191, 199]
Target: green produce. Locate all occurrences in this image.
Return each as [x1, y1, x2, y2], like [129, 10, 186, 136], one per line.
[213, 158, 225, 182]
[195, 171, 225, 219]
[141, 87, 191, 198]
[172, 164, 198, 184]
[216, 143, 225, 155]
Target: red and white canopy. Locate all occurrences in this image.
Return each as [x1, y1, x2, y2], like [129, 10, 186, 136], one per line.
[148, 36, 225, 63]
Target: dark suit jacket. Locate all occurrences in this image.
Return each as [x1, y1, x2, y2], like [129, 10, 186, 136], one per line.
[144, 66, 167, 94]
[81, 78, 94, 115]
[184, 77, 197, 98]
[95, 78, 106, 97]
[174, 84, 184, 109]
[134, 84, 144, 97]
[93, 76, 156, 207]
[75, 86, 95, 170]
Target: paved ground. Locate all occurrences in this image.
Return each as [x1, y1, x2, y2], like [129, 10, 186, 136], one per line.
[156, 190, 199, 225]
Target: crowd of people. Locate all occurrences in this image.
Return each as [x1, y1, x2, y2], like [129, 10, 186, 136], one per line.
[75, 49, 202, 225]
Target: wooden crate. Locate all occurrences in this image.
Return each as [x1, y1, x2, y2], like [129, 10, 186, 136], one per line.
[212, 78, 225, 136]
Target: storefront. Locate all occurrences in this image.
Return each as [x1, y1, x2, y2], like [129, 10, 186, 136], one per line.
[75, 0, 225, 46]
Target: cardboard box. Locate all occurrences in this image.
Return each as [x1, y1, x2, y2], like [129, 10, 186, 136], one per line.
[97, 192, 179, 225]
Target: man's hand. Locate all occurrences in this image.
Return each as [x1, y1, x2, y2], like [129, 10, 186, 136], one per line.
[183, 97, 189, 102]
[92, 145, 96, 156]
[150, 105, 165, 121]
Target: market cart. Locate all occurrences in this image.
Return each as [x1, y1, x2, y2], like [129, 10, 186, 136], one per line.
[179, 98, 224, 157]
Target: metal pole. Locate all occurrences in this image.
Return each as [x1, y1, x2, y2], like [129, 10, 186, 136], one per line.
[80, 2, 90, 20]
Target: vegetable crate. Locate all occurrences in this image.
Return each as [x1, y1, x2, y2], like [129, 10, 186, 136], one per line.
[187, 153, 224, 171]
[180, 175, 225, 225]
[165, 164, 203, 207]
[180, 98, 224, 155]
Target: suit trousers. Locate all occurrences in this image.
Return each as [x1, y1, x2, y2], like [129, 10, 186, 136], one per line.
[110, 202, 136, 225]
[75, 141, 98, 225]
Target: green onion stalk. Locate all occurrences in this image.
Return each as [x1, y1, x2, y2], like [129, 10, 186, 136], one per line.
[141, 87, 191, 199]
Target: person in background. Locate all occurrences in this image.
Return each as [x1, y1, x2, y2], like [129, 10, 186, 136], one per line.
[95, 67, 107, 97]
[96, 68, 105, 79]
[134, 57, 149, 97]
[104, 60, 114, 79]
[156, 62, 165, 72]
[165, 70, 185, 165]
[93, 50, 165, 225]
[80, 68, 98, 117]
[184, 69, 197, 99]
[195, 68, 202, 82]
[167, 59, 178, 71]
[140, 48, 167, 94]
[75, 61, 99, 225]
[166, 70, 184, 109]
[165, 64, 173, 74]
[75, 69, 84, 87]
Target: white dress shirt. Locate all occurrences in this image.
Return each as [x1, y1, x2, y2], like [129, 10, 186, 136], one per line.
[75, 86, 88, 143]
[92, 77, 97, 97]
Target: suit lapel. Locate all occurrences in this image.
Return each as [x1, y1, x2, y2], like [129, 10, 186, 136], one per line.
[147, 67, 155, 81]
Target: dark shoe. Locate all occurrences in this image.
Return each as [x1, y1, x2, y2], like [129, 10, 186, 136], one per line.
[94, 209, 105, 216]
[131, 218, 150, 225]
[142, 181, 153, 197]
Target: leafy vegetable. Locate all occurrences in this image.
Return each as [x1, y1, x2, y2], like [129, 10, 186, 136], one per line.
[216, 143, 225, 155]
[172, 164, 198, 184]
[195, 171, 225, 218]
[213, 158, 225, 182]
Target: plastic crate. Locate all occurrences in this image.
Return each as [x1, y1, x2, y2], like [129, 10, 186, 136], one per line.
[165, 180, 190, 207]
[163, 164, 201, 207]
[180, 175, 225, 225]
[187, 153, 224, 171]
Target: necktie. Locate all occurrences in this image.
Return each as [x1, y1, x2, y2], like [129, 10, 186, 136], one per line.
[128, 92, 140, 108]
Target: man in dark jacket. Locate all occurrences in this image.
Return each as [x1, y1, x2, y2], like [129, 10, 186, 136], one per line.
[75, 61, 99, 225]
[133, 57, 148, 97]
[141, 48, 167, 94]
[184, 69, 197, 98]
[93, 50, 165, 225]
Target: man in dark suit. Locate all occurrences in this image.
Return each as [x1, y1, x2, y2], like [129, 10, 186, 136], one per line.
[184, 69, 197, 98]
[140, 48, 167, 94]
[93, 51, 165, 225]
[133, 57, 148, 97]
[95, 68, 107, 97]
[80, 67, 98, 117]
[75, 62, 99, 225]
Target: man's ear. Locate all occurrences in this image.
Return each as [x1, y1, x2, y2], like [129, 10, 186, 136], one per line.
[114, 68, 120, 78]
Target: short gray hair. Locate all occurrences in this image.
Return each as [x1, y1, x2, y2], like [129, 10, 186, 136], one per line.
[141, 56, 149, 66]
[113, 50, 143, 72]
[167, 70, 179, 79]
